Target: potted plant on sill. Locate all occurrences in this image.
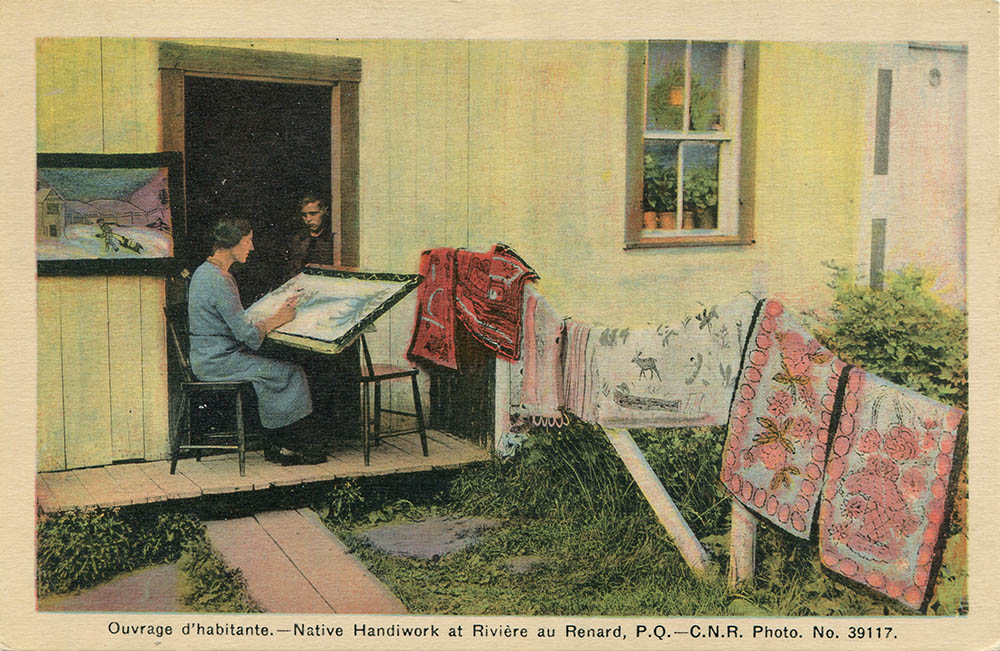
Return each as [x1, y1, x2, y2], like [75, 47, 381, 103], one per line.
[683, 166, 719, 229]
[642, 153, 668, 230]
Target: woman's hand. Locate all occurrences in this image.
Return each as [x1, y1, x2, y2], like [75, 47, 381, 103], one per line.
[273, 294, 300, 328]
[256, 293, 300, 336]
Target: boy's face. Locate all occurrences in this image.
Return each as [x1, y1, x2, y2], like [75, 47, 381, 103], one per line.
[300, 201, 327, 234]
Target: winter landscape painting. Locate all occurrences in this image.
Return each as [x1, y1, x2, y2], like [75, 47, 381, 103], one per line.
[36, 152, 183, 274]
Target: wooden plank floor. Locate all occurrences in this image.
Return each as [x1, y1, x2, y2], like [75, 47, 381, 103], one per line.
[36, 430, 489, 514]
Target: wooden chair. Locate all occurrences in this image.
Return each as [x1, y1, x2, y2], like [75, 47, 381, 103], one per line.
[165, 301, 255, 476]
[358, 334, 429, 466]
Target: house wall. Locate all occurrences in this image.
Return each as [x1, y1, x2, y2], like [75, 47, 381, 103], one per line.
[36, 38, 871, 470]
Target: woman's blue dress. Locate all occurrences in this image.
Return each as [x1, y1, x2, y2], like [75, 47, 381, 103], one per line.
[187, 261, 312, 429]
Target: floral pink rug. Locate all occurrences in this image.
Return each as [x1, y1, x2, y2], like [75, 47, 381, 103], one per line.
[720, 299, 847, 538]
[818, 368, 964, 611]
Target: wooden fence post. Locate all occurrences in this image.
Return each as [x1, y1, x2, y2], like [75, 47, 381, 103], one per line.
[604, 428, 714, 575]
[728, 499, 757, 587]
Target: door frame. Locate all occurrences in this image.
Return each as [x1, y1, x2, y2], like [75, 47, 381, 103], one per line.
[158, 41, 361, 270]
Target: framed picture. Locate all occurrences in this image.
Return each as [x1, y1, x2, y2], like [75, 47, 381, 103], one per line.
[36, 152, 185, 275]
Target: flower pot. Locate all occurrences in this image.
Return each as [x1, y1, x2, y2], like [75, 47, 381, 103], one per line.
[643, 211, 658, 230]
[681, 211, 696, 230]
[695, 210, 718, 229]
[657, 212, 676, 230]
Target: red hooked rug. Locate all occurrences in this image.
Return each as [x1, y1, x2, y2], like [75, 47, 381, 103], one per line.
[454, 243, 538, 362]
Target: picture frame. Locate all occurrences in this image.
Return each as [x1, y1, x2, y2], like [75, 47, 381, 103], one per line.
[36, 152, 185, 276]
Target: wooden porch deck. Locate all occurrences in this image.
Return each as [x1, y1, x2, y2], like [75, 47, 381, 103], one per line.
[36, 430, 489, 514]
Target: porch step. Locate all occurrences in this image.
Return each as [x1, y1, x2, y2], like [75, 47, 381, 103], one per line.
[204, 509, 408, 614]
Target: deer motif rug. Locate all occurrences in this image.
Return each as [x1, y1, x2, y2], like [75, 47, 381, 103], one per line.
[583, 293, 759, 428]
[818, 369, 964, 611]
[720, 298, 848, 538]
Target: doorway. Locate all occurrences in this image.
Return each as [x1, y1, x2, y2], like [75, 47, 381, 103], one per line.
[184, 76, 332, 303]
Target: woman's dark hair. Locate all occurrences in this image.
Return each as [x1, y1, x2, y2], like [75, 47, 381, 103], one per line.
[210, 217, 253, 253]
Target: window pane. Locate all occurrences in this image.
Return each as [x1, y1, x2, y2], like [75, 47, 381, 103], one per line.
[682, 142, 720, 230]
[643, 139, 679, 211]
[646, 41, 686, 131]
[690, 42, 727, 131]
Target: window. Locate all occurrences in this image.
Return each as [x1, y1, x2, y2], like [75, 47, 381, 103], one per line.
[46, 201, 59, 214]
[625, 41, 755, 248]
[49, 225, 58, 237]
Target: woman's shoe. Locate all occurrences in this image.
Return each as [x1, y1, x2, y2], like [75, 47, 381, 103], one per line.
[298, 451, 327, 465]
[279, 447, 326, 465]
[264, 446, 304, 465]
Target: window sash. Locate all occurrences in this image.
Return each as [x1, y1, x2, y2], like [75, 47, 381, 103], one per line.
[628, 40, 746, 246]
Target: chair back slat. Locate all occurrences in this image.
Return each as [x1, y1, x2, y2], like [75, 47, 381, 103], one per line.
[164, 301, 196, 384]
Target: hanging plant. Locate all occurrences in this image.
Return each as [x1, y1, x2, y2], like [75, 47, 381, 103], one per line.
[648, 64, 720, 131]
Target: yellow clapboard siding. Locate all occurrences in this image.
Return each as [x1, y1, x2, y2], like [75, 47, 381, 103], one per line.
[359, 39, 389, 272]
[101, 38, 140, 153]
[444, 40, 470, 249]
[303, 39, 364, 58]
[60, 276, 113, 469]
[37, 278, 66, 472]
[467, 41, 506, 250]
[501, 41, 529, 255]
[383, 40, 419, 412]
[414, 40, 448, 255]
[386, 39, 418, 275]
[36, 39, 57, 153]
[132, 39, 161, 152]
[140, 277, 170, 461]
[50, 37, 104, 153]
[107, 277, 145, 460]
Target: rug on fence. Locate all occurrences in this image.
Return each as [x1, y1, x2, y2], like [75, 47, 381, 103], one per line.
[585, 293, 759, 429]
[817, 368, 964, 611]
[720, 298, 848, 538]
[518, 285, 566, 425]
[455, 243, 539, 362]
[407, 247, 459, 368]
[561, 319, 593, 422]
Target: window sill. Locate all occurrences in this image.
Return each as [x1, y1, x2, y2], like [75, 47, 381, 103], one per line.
[624, 234, 754, 249]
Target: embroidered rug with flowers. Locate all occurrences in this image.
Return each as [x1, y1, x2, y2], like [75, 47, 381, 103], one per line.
[721, 298, 847, 538]
[818, 369, 964, 611]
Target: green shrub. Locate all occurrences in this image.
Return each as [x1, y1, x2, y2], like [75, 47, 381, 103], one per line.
[631, 426, 730, 538]
[37, 506, 201, 596]
[177, 537, 260, 613]
[312, 478, 367, 524]
[449, 416, 639, 523]
[810, 264, 968, 409]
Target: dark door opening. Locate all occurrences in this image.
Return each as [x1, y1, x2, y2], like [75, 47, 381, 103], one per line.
[184, 76, 332, 304]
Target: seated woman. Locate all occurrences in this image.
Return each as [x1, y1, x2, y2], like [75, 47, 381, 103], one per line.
[187, 217, 325, 465]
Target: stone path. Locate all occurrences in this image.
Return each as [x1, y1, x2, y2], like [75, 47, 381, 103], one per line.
[360, 516, 501, 561]
[204, 508, 407, 614]
[38, 564, 183, 612]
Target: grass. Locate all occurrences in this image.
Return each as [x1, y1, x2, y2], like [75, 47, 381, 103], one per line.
[36, 503, 259, 613]
[314, 418, 968, 617]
